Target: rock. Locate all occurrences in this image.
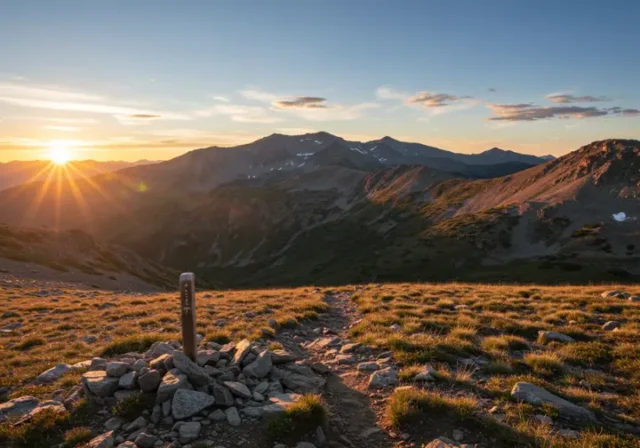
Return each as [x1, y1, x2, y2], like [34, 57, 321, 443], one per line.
[70, 359, 92, 370]
[270, 349, 299, 364]
[171, 389, 215, 420]
[178, 421, 201, 444]
[601, 290, 624, 299]
[602, 321, 620, 331]
[82, 371, 120, 397]
[340, 343, 361, 353]
[357, 362, 379, 372]
[424, 438, 460, 448]
[117, 443, 136, 448]
[242, 350, 273, 378]
[132, 359, 148, 373]
[209, 409, 227, 422]
[133, 433, 157, 448]
[232, 339, 252, 365]
[82, 335, 98, 344]
[36, 363, 70, 384]
[172, 351, 210, 387]
[360, 427, 381, 438]
[119, 371, 138, 389]
[268, 318, 280, 329]
[336, 354, 356, 364]
[452, 429, 464, 441]
[414, 365, 437, 381]
[87, 431, 115, 448]
[106, 362, 129, 378]
[308, 337, 340, 351]
[316, 426, 327, 446]
[295, 443, 317, 448]
[150, 354, 172, 371]
[125, 416, 147, 432]
[196, 350, 220, 367]
[114, 390, 137, 401]
[223, 381, 252, 398]
[162, 400, 171, 417]
[253, 391, 265, 401]
[89, 357, 107, 371]
[535, 414, 553, 424]
[310, 362, 330, 374]
[138, 369, 161, 392]
[629, 296, 640, 302]
[157, 371, 190, 403]
[368, 367, 398, 389]
[211, 384, 235, 407]
[104, 416, 125, 430]
[225, 407, 241, 426]
[0, 396, 38, 419]
[261, 393, 302, 416]
[538, 331, 575, 344]
[282, 373, 326, 394]
[511, 382, 596, 423]
[558, 428, 580, 439]
[146, 342, 175, 358]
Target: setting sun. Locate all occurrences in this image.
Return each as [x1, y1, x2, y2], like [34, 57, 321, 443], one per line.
[48, 142, 73, 165]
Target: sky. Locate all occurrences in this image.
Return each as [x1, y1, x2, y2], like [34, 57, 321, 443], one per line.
[0, 0, 639, 162]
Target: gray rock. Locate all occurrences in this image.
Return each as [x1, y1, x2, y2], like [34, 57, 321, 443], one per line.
[261, 393, 302, 416]
[196, 350, 220, 367]
[0, 396, 40, 418]
[150, 354, 172, 372]
[36, 363, 70, 384]
[138, 369, 161, 392]
[225, 406, 241, 426]
[133, 433, 157, 448]
[157, 371, 190, 403]
[83, 371, 120, 397]
[82, 335, 98, 344]
[340, 343, 361, 353]
[171, 389, 215, 420]
[295, 443, 317, 448]
[232, 339, 252, 365]
[211, 384, 235, 407]
[242, 350, 272, 378]
[367, 367, 398, 389]
[125, 416, 147, 432]
[106, 362, 129, 378]
[150, 404, 162, 424]
[172, 351, 210, 387]
[414, 365, 437, 381]
[86, 431, 115, 448]
[602, 321, 620, 331]
[119, 371, 138, 389]
[538, 331, 574, 344]
[104, 416, 125, 431]
[209, 409, 227, 422]
[146, 342, 175, 358]
[357, 362, 379, 372]
[270, 350, 299, 364]
[132, 359, 148, 373]
[511, 382, 596, 423]
[179, 422, 201, 444]
[116, 443, 136, 448]
[162, 400, 171, 417]
[601, 290, 624, 299]
[223, 381, 252, 398]
[282, 373, 326, 394]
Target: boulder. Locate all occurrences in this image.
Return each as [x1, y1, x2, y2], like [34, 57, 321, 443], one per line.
[138, 369, 161, 392]
[104, 416, 125, 431]
[82, 371, 119, 397]
[149, 354, 172, 372]
[243, 350, 273, 378]
[211, 384, 235, 407]
[538, 331, 575, 344]
[36, 363, 70, 384]
[171, 389, 215, 420]
[225, 406, 241, 426]
[511, 382, 596, 423]
[146, 342, 175, 358]
[106, 362, 129, 378]
[367, 367, 398, 389]
[118, 371, 138, 389]
[196, 350, 220, 367]
[602, 321, 620, 331]
[133, 433, 157, 448]
[172, 351, 210, 387]
[131, 359, 148, 372]
[0, 396, 40, 419]
[157, 371, 191, 403]
[232, 339, 252, 365]
[223, 381, 252, 398]
[178, 421, 201, 444]
[86, 431, 115, 448]
[270, 350, 300, 364]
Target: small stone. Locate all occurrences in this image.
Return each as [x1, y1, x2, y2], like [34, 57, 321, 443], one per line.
[367, 367, 398, 389]
[209, 409, 226, 422]
[223, 381, 252, 398]
[138, 369, 161, 392]
[538, 331, 574, 344]
[119, 371, 138, 389]
[602, 321, 620, 331]
[104, 416, 125, 431]
[357, 362, 379, 372]
[511, 382, 596, 423]
[178, 422, 201, 444]
[340, 343, 361, 353]
[132, 360, 149, 373]
[125, 416, 147, 432]
[172, 351, 210, 387]
[133, 433, 157, 448]
[106, 362, 129, 378]
[225, 406, 241, 426]
[535, 414, 553, 424]
[211, 383, 235, 407]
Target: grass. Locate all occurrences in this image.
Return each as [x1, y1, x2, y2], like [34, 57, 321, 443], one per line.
[266, 394, 326, 443]
[386, 386, 478, 427]
[111, 391, 155, 420]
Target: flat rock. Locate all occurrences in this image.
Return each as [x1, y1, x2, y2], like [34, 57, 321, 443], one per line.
[225, 406, 241, 426]
[178, 421, 201, 444]
[357, 362, 379, 372]
[538, 331, 574, 344]
[157, 371, 191, 403]
[243, 350, 272, 378]
[36, 363, 70, 384]
[172, 389, 215, 420]
[282, 373, 326, 394]
[601, 290, 624, 299]
[223, 381, 252, 398]
[261, 393, 302, 416]
[172, 351, 210, 387]
[86, 431, 115, 448]
[368, 367, 398, 389]
[0, 396, 40, 418]
[270, 349, 300, 364]
[340, 343, 361, 353]
[82, 371, 119, 397]
[511, 382, 596, 423]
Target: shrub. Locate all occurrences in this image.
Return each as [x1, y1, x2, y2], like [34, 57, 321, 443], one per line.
[61, 427, 93, 448]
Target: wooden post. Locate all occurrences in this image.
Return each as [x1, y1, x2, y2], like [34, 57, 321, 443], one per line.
[179, 272, 197, 361]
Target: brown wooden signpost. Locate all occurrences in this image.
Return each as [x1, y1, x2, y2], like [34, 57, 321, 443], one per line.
[179, 272, 197, 361]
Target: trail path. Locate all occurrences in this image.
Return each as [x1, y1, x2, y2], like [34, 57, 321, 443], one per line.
[275, 290, 400, 448]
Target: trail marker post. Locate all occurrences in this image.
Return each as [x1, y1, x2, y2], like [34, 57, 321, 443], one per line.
[179, 272, 197, 361]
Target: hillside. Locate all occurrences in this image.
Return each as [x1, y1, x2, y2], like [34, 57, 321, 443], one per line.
[0, 137, 636, 286]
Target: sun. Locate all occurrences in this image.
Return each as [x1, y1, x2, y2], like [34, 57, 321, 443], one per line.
[48, 142, 73, 165]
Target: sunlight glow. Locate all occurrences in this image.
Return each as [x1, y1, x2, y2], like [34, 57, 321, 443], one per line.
[47, 141, 73, 165]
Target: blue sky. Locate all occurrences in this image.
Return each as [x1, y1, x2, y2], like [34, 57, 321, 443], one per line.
[0, 0, 638, 161]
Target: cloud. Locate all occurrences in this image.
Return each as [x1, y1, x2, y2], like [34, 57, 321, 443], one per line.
[545, 94, 611, 103]
[128, 114, 162, 119]
[274, 102, 379, 121]
[408, 92, 473, 108]
[195, 104, 281, 123]
[212, 95, 229, 102]
[376, 86, 408, 101]
[238, 88, 277, 103]
[487, 103, 612, 121]
[273, 96, 327, 109]
[0, 81, 191, 123]
[43, 125, 80, 132]
[488, 88, 497, 92]
[276, 127, 319, 135]
[606, 107, 640, 117]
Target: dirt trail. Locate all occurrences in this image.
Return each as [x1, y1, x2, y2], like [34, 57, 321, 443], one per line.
[275, 290, 398, 448]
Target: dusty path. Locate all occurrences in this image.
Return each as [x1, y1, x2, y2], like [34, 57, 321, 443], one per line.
[275, 290, 399, 448]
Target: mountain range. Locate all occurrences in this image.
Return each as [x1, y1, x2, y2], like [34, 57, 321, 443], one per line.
[0, 132, 637, 287]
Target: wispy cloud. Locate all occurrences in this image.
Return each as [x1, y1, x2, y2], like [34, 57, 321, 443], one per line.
[488, 103, 611, 121]
[0, 81, 191, 123]
[408, 92, 473, 108]
[545, 94, 611, 103]
[195, 104, 281, 123]
[375, 86, 408, 101]
[238, 88, 277, 103]
[43, 125, 80, 132]
[273, 96, 327, 109]
[376, 85, 479, 119]
[212, 95, 230, 102]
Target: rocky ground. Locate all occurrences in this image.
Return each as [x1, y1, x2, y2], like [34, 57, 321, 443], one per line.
[1, 284, 639, 447]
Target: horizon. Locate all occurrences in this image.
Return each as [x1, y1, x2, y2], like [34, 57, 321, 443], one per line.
[1, 0, 639, 162]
